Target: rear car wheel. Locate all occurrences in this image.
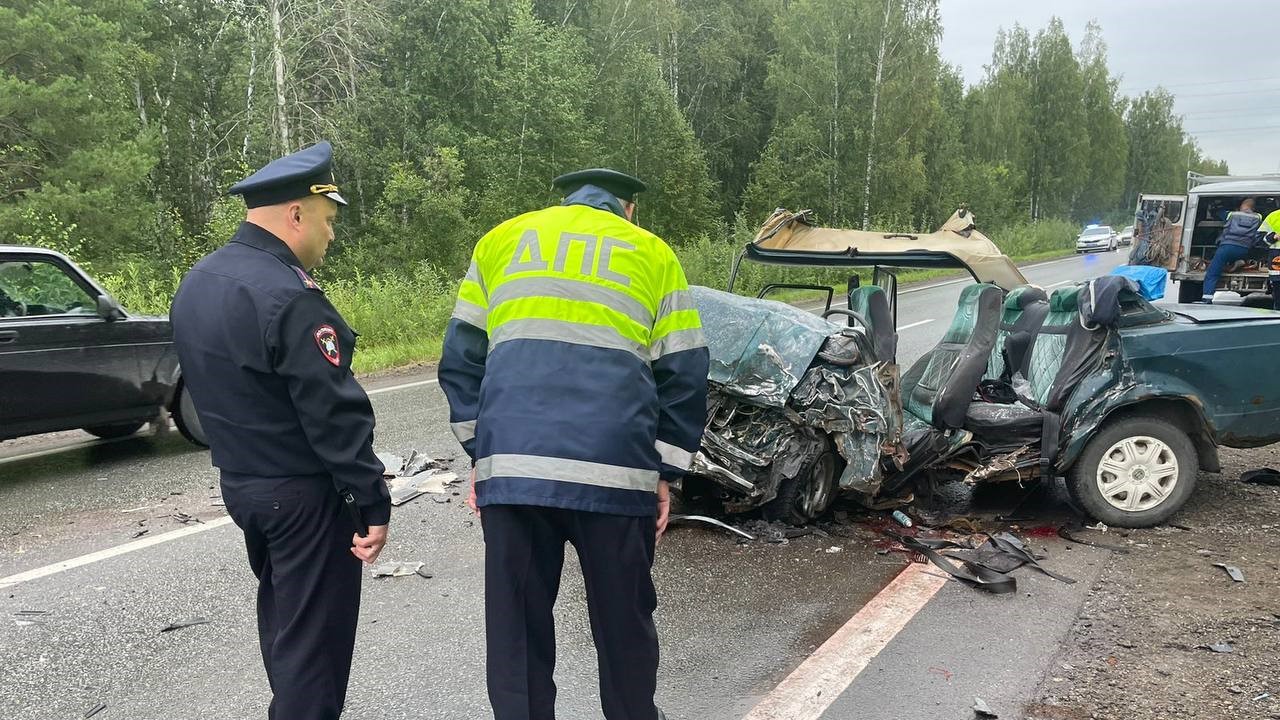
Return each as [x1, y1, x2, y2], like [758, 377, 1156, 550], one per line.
[1066, 415, 1197, 528]
[173, 383, 207, 447]
[763, 451, 837, 525]
[84, 421, 144, 440]
[1177, 280, 1204, 304]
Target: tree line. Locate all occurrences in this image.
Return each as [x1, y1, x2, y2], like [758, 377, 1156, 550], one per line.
[2, 0, 1228, 285]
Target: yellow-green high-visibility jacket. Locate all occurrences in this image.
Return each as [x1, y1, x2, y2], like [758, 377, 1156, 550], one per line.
[438, 188, 709, 516]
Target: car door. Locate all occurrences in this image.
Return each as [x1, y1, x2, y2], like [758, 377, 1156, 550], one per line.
[0, 255, 148, 435]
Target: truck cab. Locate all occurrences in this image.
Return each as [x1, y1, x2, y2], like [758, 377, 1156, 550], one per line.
[1133, 173, 1280, 304]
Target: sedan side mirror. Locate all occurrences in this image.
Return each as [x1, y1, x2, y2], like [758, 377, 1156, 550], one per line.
[97, 294, 126, 321]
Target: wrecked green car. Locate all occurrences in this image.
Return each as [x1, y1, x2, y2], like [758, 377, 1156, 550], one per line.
[680, 209, 1280, 528]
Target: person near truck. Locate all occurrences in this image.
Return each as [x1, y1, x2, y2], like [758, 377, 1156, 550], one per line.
[1261, 207, 1280, 310]
[1200, 198, 1263, 303]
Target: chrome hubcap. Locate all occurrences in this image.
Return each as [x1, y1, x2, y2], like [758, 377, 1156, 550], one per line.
[1095, 436, 1179, 513]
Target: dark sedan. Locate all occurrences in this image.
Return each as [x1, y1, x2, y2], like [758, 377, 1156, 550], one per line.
[0, 246, 205, 446]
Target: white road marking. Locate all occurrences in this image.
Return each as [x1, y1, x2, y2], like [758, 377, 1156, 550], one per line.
[898, 318, 935, 331]
[0, 516, 235, 590]
[366, 377, 439, 396]
[1044, 279, 1073, 288]
[739, 562, 948, 720]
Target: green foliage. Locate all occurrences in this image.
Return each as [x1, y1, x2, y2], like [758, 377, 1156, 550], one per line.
[1, 1, 1228, 371]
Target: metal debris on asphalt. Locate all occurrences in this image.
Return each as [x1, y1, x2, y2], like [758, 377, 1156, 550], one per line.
[1213, 563, 1246, 582]
[668, 514, 756, 541]
[825, 546, 843, 553]
[1240, 468, 1280, 486]
[1255, 693, 1272, 702]
[1196, 642, 1235, 653]
[160, 618, 211, 633]
[369, 561, 425, 578]
[121, 504, 161, 513]
[972, 696, 998, 718]
[378, 448, 458, 505]
[130, 529, 149, 539]
[1057, 525, 1130, 554]
[83, 702, 107, 718]
[171, 512, 202, 525]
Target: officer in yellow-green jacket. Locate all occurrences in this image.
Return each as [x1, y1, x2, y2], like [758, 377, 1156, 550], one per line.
[1261, 208, 1280, 310]
[439, 168, 709, 720]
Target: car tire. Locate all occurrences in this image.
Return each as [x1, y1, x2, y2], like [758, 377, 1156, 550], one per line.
[84, 422, 145, 440]
[1066, 415, 1197, 528]
[763, 450, 838, 525]
[173, 383, 208, 447]
[1177, 280, 1204, 304]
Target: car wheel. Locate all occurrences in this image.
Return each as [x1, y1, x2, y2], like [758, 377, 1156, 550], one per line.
[763, 451, 838, 525]
[173, 383, 208, 447]
[1066, 415, 1197, 528]
[84, 422, 145, 440]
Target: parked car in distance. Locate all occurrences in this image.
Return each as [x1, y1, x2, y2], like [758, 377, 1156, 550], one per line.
[0, 246, 206, 446]
[1075, 225, 1117, 253]
[1118, 225, 1134, 246]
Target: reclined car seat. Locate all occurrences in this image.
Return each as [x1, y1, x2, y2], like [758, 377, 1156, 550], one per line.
[964, 286, 1110, 462]
[847, 285, 896, 364]
[901, 282, 1002, 434]
[986, 285, 1050, 382]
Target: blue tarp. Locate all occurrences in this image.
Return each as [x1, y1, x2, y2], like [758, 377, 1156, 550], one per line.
[1109, 264, 1167, 300]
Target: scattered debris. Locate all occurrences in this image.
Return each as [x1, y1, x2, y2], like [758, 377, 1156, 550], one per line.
[825, 546, 843, 554]
[1057, 525, 1130, 554]
[888, 531, 1075, 594]
[370, 561, 425, 578]
[668, 515, 756, 541]
[1241, 468, 1280, 486]
[927, 666, 953, 682]
[170, 512, 202, 525]
[972, 696, 998, 718]
[1085, 522, 1109, 532]
[160, 618, 211, 633]
[1254, 693, 1271, 702]
[130, 529, 149, 539]
[387, 472, 459, 506]
[415, 566, 433, 579]
[83, 702, 107, 718]
[891, 510, 913, 527]
[377, 449, 457, 505]
[121, 504, 161, 513]
[1196, 642, 1235, 653]
[1213, 563, 1246, 582]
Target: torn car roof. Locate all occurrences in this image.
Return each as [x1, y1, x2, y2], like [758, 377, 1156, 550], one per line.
[748, 208, 1029, 290]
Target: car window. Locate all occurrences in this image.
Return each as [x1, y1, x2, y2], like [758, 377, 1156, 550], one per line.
[0, 259, 97, 317]
[1082, 227, 1111, 236]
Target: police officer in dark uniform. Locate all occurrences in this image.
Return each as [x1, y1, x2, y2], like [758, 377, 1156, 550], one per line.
[170, 141, 390, 720]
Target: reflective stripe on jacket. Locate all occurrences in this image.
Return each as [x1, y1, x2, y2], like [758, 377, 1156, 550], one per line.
[438, 190, 709, 516]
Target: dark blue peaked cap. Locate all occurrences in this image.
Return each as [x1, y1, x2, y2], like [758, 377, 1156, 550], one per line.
[228, 141, 347, 208]
[552, 168, 648, 201]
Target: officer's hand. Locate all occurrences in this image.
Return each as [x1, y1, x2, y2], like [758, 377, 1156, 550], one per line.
[467, 467, 480, 517]
[352, 524, 388, 564]
[655, 480, 671, 542]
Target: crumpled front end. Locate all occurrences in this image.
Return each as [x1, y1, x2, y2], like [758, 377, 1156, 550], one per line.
[688, 287, 903, 509]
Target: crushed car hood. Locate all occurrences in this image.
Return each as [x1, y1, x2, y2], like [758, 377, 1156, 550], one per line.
[691, 287, 903, 499]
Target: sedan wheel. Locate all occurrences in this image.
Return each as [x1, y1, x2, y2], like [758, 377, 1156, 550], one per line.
[1067, 415, 1197, 528]
[84, 422, 145, 440]
[173, 383, 208, 447]
[763, 451, 838, 525]
[1094, 436, 1178, 513]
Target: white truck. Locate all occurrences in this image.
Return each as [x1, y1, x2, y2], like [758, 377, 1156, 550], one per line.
[1129, 172, 1280, 304]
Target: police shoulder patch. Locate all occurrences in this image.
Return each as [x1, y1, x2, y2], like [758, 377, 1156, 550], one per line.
[292, 265, 322, 291]
[314, 324, 341, 366]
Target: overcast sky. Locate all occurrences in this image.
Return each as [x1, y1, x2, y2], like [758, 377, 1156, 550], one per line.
[938, 0, 1280, 175]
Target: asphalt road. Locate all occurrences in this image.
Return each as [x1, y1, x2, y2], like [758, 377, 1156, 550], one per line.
[1, 248, 1143, 719]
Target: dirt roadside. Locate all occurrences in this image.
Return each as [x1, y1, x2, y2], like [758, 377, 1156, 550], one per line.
[1028, 446, 1280, 720]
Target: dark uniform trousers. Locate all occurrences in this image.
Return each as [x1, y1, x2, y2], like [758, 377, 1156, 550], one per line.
[222, 471, 362, 720]
[482, 505, 660, 720]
